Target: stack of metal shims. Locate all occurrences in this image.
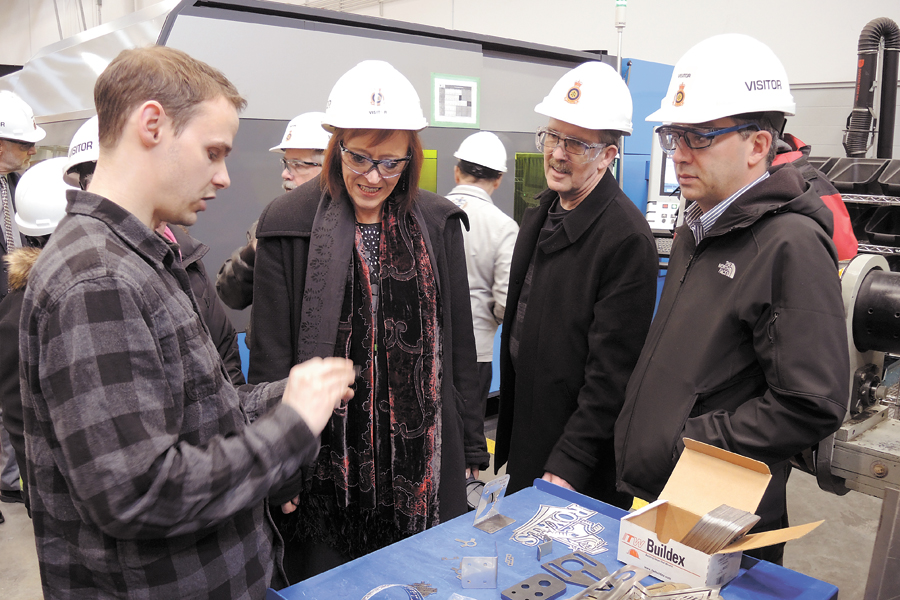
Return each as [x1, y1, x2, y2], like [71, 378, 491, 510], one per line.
[679, 504, 760, 554]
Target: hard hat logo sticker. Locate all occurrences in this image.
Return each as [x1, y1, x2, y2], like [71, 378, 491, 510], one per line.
[673, 83, 685, 107]
[564, 81, 582, 104]
[285, 131, 292, 141]
[371, 90, 384, 106]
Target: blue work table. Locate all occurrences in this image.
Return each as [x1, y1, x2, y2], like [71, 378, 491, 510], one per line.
[268, 480, 838, 600]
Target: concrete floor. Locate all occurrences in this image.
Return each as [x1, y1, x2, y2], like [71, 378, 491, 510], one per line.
[0, 456, 885, 599]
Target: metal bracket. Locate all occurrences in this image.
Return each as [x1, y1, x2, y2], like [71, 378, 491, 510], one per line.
[537, 536, 553, 560]
[473, 474, 516, 533]
[461, 541, 499, 589]
[541, 552, 610, 587]
[501, 573, 567, 600]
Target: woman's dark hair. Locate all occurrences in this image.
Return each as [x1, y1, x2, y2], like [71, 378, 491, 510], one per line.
[457, 159, 502, 182]
[321, 128, 423, 213]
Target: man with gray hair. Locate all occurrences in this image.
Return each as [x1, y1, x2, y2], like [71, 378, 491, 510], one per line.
[0, 90, 44, 518]
[216, 112, 331, 311]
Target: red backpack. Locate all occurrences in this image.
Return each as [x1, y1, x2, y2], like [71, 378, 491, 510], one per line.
[772, 134, 858, 261]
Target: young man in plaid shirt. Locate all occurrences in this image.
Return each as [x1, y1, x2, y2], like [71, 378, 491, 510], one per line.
[19, 46, 355, 599]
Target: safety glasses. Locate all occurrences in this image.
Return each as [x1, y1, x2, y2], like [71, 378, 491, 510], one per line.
[339, 141, 410, 179]
[535, 127, 608, 163]
[656, 123, 760, 155]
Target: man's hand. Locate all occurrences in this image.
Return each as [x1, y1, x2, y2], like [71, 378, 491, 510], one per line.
[281, 357, 355, 435]
[542, 472, 575, 491]
[282, 496, 300, 514]
[465, 467, 480, 480]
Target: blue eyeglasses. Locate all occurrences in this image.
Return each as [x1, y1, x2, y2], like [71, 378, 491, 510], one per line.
[657, 123, 760, 155]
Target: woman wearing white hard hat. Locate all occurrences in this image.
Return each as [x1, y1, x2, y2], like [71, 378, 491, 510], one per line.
[249, 60, 488, 580]
[0, 157, 74, 515]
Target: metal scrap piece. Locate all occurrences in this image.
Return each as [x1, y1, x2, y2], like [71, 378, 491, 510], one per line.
[563, 565, 651, 600]
[409, 582, 437, 597]
[541, 551, 610, 587]
[501, 573, 567, 600]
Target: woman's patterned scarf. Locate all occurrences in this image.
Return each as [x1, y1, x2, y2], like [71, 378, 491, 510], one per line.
[306, 198, 443, 537]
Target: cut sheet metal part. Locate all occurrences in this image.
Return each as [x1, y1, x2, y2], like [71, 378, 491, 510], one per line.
[512, 503, 607, 555]
[473, 474, 517, 533]
[564, 565, 651, 600]
[631, 583, 722, 599]
[360, 584, 426, 600]
[537, 536, 554, 560]
[541, 551, 610, 587]
[501, 573, 568, 600]
[409, 582, 437, 597]
[461, 556, 498, 589]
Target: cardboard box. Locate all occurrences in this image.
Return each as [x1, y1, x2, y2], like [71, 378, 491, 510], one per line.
[617, 439, 822, 587]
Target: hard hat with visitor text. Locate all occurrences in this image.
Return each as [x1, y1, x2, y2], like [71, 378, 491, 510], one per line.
[454, 131, 508, 173]
[63, 116, 99, 186]
[323, 60, 428, 132]
[646, 33, 796, 124]
[15, 157, 75, 236]
[270, 112, 332, 153]
[534, 61, 633, 135]
[0, 91, 46, 144]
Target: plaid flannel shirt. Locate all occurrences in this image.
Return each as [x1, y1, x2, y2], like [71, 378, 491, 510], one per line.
[20, 191, 320, 599]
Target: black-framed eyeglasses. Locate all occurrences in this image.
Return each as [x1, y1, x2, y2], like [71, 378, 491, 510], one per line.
[535, 127, 608, 162]
[281, 157, 322, 174]
[1, 138, 36, 151]
[339, 141, 410, 179]
[656, 123, 760, 155]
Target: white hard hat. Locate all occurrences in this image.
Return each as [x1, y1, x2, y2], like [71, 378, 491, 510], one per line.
[454, 131, 508, 173]
[269, 111, 332, 153]
[323, 60, 427, 132]
[63, 116, 99, 186]
[0, 91, 46, 144]
[14, 158, 75, 236]
[535, 62, 633, 135]
[646, 34, 796, 124]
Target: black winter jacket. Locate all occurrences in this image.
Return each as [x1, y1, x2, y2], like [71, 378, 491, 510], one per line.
[495, 169, 658, 504]
[248, 178, 489, 521]
[169, 226, 246, 386]
[615, 164, 848, 526]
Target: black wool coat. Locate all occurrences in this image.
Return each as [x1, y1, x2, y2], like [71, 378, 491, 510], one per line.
[495, 169, 658, 506]
[249, 178, 489, 521]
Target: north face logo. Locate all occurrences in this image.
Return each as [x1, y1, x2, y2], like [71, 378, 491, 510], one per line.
[718, 261, 736, 279]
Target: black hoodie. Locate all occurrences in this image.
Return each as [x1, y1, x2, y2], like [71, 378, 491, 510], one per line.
[615, 162, 848, 526]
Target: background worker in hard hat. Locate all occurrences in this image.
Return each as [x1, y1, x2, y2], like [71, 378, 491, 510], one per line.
[445, 131, 518, 435]
[63, 116, 246, 386]
[0, 157, 75, 517]
[494, 62, 657, 508]
[0, 91, 44, 515]
[249, 60, 488, 581]
[19, 46, 356, 598]
[615, 34, 848, 564]
[215, 112, 331, 312]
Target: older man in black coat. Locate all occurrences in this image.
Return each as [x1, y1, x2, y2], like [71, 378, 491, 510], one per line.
[495, 62, 657, 507]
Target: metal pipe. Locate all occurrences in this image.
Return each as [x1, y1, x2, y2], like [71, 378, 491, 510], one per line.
[75, 0, 88, 31]
[51, 0, 64, 40]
